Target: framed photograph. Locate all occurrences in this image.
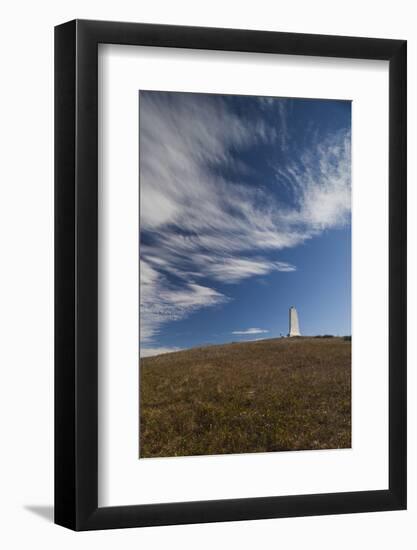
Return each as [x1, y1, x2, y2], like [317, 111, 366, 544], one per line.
[55, 20, 406, 530]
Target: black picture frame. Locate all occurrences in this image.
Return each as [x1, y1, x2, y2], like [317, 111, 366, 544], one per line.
[55, 19, 407, 531]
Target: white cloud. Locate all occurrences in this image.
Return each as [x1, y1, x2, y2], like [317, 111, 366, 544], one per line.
[195, 257, 296, 283]
[140, 260, 229, 343]
[275, 129, 351, 231]
[139, 92, 351, 345]
[258, 96, 290, 150]
[140, 346, 182, 358]
[232, 328, 269, 335]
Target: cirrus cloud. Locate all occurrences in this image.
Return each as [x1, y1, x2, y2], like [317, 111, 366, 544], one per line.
[232, 328, 269, 335]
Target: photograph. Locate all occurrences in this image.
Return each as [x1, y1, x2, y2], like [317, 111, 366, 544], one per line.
[0, 0, 409, 541]
[139, 91, 352, 459]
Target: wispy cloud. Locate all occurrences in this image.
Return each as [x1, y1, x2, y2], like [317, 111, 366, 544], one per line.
[258, 96, 290, 151]
[140, 346, 182, 358]
[232, 328, 269, 335]
[140, 261, 228, 343]
[139, 92, 351, 349]
[275, 129, 351, 230]
[191, 256, 296, 283]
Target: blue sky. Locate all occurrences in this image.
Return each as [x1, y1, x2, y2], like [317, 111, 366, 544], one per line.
[139, 91, 351, 357]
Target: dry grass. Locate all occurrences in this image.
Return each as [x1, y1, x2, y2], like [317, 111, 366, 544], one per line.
[140, 337, 351, 458]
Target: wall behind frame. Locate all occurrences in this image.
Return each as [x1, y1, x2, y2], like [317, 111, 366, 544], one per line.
[0, 1, 414, 548]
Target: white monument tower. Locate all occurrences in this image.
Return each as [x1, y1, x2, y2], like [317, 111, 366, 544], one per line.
[288, 306, 301, 337]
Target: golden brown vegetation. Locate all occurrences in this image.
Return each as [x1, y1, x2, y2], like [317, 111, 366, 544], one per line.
[140, 337, 351, 458]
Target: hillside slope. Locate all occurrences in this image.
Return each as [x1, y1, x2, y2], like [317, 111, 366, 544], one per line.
[140, 337, 351, 458]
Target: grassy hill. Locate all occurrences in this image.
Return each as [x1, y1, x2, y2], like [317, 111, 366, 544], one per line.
[140, 337, 351, 458]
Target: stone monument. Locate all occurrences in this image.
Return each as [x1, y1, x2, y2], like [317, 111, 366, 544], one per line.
[288, 306, 301, 337]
